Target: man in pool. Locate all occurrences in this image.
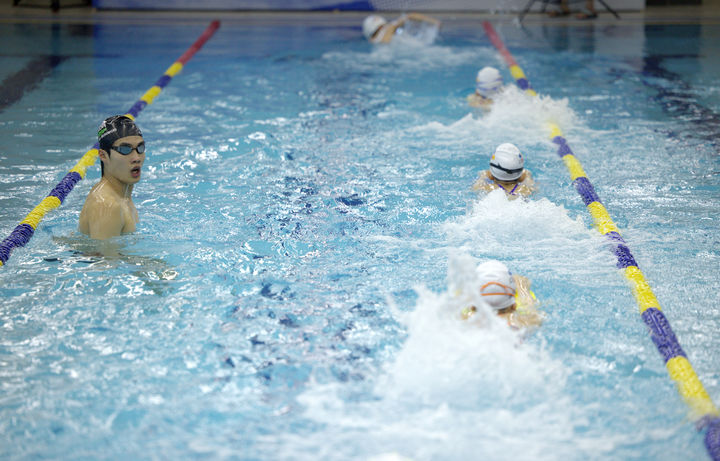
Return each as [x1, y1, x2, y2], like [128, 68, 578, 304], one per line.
[467, 66, 503, 109]
[78, 115, 145, 240]
[472, 143, 536, 198]
[362, 12, 441, 44]
[461, 260, 543, 331]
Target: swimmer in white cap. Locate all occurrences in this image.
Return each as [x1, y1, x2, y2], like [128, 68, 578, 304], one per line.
[362, 13, 440, 44]
[78, 115, 145, 240]
[467, 66, 503, 109]
[461, 260, 543, 331]
[472, 142, 537, 198]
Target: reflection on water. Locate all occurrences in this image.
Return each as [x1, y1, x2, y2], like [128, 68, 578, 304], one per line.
[50, 234, 179, 295]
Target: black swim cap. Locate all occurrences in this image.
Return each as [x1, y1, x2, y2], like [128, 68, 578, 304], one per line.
[98, 115, 142, 153]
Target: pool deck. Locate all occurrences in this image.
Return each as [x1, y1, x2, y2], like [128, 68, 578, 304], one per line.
[1, 1, 720, 26]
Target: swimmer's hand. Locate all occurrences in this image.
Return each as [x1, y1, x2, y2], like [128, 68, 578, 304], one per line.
[507, 309, 544, 331]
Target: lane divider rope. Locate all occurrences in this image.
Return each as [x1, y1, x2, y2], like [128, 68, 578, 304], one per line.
[482, 21, 720, 461]
[0, 20, 220, 267]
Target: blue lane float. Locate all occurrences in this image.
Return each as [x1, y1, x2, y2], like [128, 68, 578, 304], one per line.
[483, 20, 720, 461]
[0, 20, 220, 267]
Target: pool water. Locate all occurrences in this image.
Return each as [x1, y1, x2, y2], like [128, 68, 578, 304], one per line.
[1, 15, 719, 460]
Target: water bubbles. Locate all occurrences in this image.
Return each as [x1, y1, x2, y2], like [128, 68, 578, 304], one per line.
[1, 18, 718, 461]
[248, 131, 267, 141]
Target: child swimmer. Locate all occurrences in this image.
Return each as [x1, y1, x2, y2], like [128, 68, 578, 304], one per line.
[467, 66, 503, 109]
[362, 13, 441, 45]
[461, 260, 544, 332]
[472, 143, 537, 198]
[79, 115, 145, 240]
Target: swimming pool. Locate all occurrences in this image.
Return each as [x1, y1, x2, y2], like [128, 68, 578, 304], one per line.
[1, 12, 719, 460]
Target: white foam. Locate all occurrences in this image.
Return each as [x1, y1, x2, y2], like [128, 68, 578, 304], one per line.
[381, 284, 563, 406]
[410, 86, 579, 153]
[322, 43, 491, 72]
[444, 190, 614, 279]
[290, 262, 614, 460]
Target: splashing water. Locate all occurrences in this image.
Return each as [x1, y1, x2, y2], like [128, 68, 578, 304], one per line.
[1, 18, 719, 461]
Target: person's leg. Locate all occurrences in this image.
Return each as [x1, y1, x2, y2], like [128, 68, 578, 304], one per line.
[548, 0, 571, 17]
[576, 0, 597, 19]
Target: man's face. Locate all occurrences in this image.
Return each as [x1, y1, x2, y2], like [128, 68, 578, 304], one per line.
[102, 135, 145, 184]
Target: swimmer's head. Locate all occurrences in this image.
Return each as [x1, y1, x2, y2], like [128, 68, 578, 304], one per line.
[98, 115, 143, 176]
[475, 66, 503, 98]
[475, 260, 516, 311]
[363, 15, 387, 40]
[98, 115, 142, 153]
[489, 143, 524, 181]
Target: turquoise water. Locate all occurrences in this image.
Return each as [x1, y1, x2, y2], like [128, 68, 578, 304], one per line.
[1, 17, 719, 460]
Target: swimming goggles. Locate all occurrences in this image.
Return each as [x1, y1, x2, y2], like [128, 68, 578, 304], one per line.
[489, 162, 522, 176]
[480, 281, 515, 298]
[112, 142, 146, 155]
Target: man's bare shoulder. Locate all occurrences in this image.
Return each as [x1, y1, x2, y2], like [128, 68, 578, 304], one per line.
[79, 181, 125, 238]
[84, 181, 121, 206]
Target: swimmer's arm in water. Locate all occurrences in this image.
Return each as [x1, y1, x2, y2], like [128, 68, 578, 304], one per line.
[507, 309, 544, 330]
[472, 170, 497, 192]
[368, 23, 393, 44]
[375, 13, 440, 43]
[513, 274, 534, 307]
[508, 274, 544, 329]
[376, 22, 401, 43]
[404, 12, 441, 26]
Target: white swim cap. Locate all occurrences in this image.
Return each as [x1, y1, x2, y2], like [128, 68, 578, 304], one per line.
[475, 66, 503, 98]
[475, 260, 516, 311]
[489, 143, 524, 181]
[363, 15, 387, 40]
